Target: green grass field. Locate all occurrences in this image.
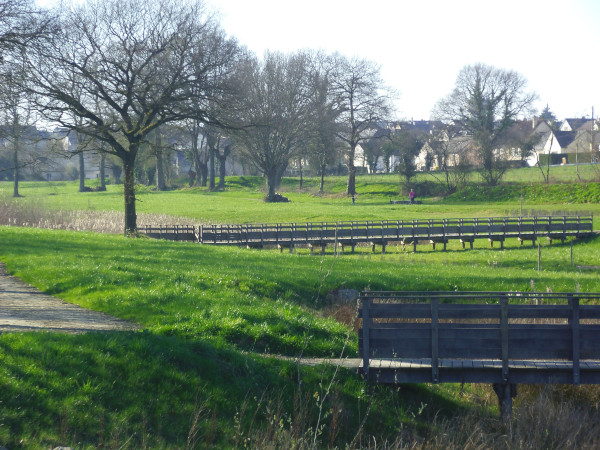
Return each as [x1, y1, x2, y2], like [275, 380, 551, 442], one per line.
[2, 166, 600, 226]
[1, 169, 600, 447]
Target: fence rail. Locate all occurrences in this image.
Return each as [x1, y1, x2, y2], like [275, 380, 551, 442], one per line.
[358, 290, 600, 419]
[191, 216, 593, 252]
[140, 225, 198, 242]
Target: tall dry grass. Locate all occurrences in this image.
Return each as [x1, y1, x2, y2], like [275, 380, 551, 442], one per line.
[217, 382, 600, 449]
[0, 194, 195, 234]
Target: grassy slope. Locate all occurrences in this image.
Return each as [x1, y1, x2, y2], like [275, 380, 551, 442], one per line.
[1, 228, 483, 448]
[1, 227, 600, 447]
[1, 168, 600, 447]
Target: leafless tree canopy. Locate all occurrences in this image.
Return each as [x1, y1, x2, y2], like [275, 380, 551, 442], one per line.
[235, 51, 316, 201]
[433, 63, 537, 185]
[22, 0, 241, 233]
[0, 0, 53, 54]
[329, 55, 393, 195]
[0, 0, 54, 195]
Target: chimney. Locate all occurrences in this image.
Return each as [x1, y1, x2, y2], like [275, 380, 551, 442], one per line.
[532, 117, 535, 129]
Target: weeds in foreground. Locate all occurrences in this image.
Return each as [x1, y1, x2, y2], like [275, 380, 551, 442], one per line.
[194, 382, 600, 449]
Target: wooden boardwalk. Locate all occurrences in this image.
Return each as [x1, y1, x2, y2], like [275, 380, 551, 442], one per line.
[141, 215, 594, 253]
[358, 291, 600, 419]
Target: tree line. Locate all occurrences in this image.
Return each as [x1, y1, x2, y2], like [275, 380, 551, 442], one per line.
[0, 0, 538, 234]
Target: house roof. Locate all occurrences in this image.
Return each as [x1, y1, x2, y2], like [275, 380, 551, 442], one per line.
[560, 118, 592, 132]
[393, 120, 445, 135]
[553, 130, 576, 149]
[424, 135, 473, 154]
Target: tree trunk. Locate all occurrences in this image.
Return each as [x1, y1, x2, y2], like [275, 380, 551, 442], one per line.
[320, 164, 325, 193]
[218, 154, 226, 190]
[111, 161, 122, 184]
[155, 132, 166, 191]
[78, 151, 86, 192]
[122, 156, 137, 235]
[191, 126, 202, 187]
[208, 147, 216, 191]
[12, 142, 20, 198]
[98, 153, 107, 191]
[346, 145, 357, 196]
[298, 159, 303, 190]
[266, 171, 277, 201]
[275, 164, 286, 191]
[199, 164, 208, 186]
[192, 147, 205, 187]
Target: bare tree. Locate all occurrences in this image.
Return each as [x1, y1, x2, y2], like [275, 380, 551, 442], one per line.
[329, 54, 393, 195]
[0, 0, 54, 194]
[433, 63, 537, 186]
[0, 61, 40, 197]
[427, 134, 473, 194]
[23, 0, 240, 234]
[179, 118, 208, 187]
[304, 56, 340, 193]
[235, 51, 315, 201]
[0, 0, 53, 54]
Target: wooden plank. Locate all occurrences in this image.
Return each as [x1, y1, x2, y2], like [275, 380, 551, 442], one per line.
[369, 323, 499, 332]
[368, 303, 432, 318]
[439, 346, 502, 359]
[368, 303, 503, 319]
[571, 296, 581, 385]
[507, 328, 572, 341]
[363, 340, 431, 354]
[580, 308, 600, 319]
[501, 295, 509, 382]
[431, 299, 439, 382]
[361, 297, 371, 377]
[579, 331, 600, 350]
[507, 305, 571, 319]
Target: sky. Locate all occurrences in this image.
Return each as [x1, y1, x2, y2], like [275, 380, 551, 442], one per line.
[36, 0, 600, 121]
[207, 0, 600, 121]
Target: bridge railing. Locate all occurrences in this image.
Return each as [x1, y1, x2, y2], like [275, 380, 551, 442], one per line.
[196, 216, 593, 249]
[358, 290, 600, 419]
[137, 216, 594, 249]
[140, 225, 198, 242]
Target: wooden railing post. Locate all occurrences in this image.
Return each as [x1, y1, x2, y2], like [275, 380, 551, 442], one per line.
[569, 294, 581, 385]
[500, 294, 509, 383]
[361, 295, 371, 380]
[431, 298, 439, 383]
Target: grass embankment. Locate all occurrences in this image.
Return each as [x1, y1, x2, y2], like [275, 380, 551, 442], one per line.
[1, 168, 600, 447]
[1, 226, 600, 447]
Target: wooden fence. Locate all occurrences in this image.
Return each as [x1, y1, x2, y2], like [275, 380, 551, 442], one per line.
[358, 291, 600, 419]
[140, 225, 198, 242]
[194, 216, 594, 252]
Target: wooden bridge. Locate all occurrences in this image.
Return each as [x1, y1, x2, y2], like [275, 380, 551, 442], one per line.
[358, 291, 600, 419]
[141, 216, 594, 253]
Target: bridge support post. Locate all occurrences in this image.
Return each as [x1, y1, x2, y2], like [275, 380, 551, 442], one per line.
[493, 383, 517, 421]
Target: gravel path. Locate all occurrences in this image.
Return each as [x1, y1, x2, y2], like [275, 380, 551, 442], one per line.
[0, 262, 139, 333]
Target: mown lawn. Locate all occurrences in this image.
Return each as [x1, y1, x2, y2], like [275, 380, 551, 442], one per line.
[2, 170, 600, 226]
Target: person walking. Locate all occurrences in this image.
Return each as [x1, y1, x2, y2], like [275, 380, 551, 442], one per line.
[409, 188, 416, 204]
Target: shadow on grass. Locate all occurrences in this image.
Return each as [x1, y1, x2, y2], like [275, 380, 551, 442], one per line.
[0, 330, 470, 448]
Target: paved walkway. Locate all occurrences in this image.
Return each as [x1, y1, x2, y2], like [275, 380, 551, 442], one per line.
[0, 262, 139, 333]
